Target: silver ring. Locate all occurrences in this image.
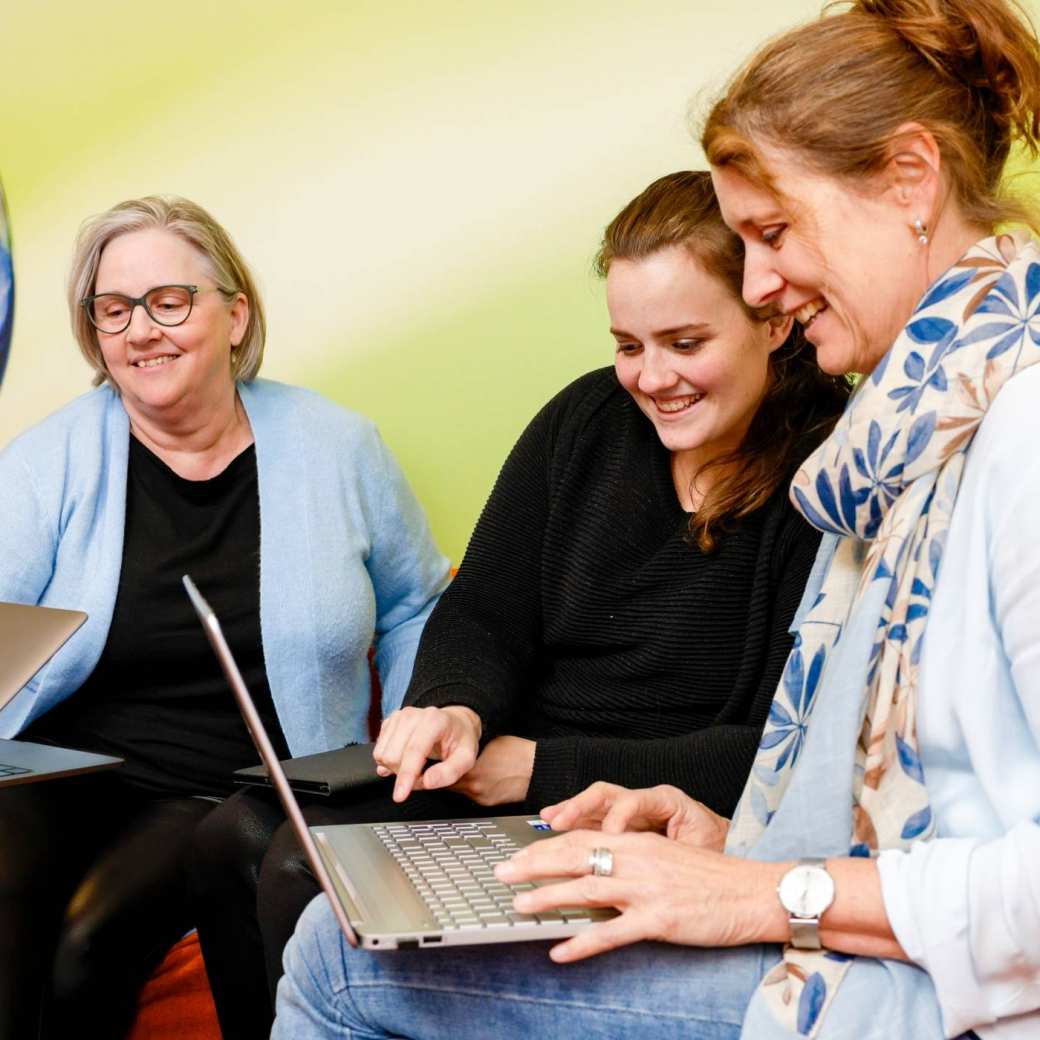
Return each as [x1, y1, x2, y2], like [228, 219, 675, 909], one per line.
[588, 847, 614, 877]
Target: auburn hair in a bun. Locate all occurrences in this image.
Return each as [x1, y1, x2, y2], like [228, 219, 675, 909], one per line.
[702, 0, 1040, 231]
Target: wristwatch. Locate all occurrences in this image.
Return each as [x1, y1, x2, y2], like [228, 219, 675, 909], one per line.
[776, 858, 835, 950]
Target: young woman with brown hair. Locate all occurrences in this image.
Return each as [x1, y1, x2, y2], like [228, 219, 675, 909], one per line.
[191, 170, 848, 1038]
[370, 170, 848, 813]
[275, 1, 1040, 1037]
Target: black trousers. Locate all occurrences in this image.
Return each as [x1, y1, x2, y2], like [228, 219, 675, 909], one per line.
[0, 772, 214, 1040]
[190, 781, 524, 1040]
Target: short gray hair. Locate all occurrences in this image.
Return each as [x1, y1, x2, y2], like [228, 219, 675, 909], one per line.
[68, 195, 266, 386]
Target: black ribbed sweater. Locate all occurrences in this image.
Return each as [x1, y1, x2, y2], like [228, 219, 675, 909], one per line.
[407, 368, 822, 816]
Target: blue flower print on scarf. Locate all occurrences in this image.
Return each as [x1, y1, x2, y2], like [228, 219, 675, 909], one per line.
[887, 318, 956, 413]
[955, 263, 1040, 367]
[758, 641, 824, 772]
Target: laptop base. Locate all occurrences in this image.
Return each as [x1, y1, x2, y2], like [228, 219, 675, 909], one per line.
[0, 739, 123, 787]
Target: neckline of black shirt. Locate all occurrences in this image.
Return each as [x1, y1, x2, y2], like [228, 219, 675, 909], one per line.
[128, 433, 257, 502]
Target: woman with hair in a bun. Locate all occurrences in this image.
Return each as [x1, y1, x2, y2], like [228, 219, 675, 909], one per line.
[274, 1, 1040, 1038]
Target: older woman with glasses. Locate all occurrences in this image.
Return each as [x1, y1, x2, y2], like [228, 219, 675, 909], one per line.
[0, 195, 448, 1038]
[273, 0, 1040, 1037]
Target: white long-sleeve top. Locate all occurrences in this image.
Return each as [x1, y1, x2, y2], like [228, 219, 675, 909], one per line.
[876, 363, 1040, 1040]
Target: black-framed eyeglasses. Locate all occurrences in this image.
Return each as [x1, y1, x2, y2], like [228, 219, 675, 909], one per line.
[80, 284, 205, 335]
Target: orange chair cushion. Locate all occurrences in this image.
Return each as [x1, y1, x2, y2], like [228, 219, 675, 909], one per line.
[127, 931, 220, 1040]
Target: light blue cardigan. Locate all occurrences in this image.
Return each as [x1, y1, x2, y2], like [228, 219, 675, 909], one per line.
[0, 378, 450, 756]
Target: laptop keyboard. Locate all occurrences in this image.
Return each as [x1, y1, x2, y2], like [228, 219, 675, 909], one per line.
[373, 819, 596, 931]
[0, 764, 31, 778]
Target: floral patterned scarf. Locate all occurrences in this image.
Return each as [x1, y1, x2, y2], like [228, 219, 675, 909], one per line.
[727, 233, 1040, 1037]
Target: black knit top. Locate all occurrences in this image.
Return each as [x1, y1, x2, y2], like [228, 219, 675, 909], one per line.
[406, 368, 822, 816]
[24, 437, 289, 796]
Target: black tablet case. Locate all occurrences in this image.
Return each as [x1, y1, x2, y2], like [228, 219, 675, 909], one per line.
[233, 742, 386, 797]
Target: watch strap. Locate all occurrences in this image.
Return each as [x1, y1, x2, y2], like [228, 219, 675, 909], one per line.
[789, 916, 823, 950]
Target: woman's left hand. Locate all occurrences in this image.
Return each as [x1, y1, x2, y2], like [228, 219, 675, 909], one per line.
[541, 781, 730, 851]
[449, 735, 536, 806]
[494, 829, 786, 962]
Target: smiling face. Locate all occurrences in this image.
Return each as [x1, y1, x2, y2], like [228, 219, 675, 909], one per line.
[711, 155, 929, 377]
[609, 244, 786, 474]
[93, 227, 247, 426]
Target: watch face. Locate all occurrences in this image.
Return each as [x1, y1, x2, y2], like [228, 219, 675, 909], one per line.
[778, 864, 835, 917]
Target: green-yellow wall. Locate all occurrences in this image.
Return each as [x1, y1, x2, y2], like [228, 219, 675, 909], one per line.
[3, 1, 1037, 560]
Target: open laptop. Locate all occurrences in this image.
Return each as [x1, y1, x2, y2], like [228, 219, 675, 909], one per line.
[0, 602, 123, 785]
[184, 574, 616, 951]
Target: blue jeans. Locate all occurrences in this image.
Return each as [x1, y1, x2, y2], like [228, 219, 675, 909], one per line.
[274, 896, 959, 1040]
[273, 895, 777, 1039]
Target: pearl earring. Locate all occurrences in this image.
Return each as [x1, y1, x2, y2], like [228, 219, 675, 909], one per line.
[914, 218, 929, 246]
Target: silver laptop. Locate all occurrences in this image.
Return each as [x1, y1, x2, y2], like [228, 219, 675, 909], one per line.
[183, 574, 616, 951]
[0, 602, 123, 785]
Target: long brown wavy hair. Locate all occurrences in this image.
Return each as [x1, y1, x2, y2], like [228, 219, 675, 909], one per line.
[596, 171, 851, 551]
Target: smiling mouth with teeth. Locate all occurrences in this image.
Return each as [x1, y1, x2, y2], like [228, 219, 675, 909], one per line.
[655, 394, 703, 414]
[794, 299, 828, 328]
[133, 355, 178, 369]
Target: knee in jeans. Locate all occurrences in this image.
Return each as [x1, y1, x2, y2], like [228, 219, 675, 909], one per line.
[288, 895, 339, 965]
[298, 892, 331, 930]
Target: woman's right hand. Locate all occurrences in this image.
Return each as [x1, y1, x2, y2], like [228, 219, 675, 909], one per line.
[373, 705, 482, 803]
[539, 781, 730, 852]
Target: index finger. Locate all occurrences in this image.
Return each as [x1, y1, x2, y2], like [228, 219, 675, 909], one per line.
[541, 782, 625, 831]
[600, 785, 690, 835]
[391, 713, 449, 802]
[393, 738, 437, 802]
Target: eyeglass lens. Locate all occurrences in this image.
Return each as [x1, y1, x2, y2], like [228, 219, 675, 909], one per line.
[88, 285, 194, 333]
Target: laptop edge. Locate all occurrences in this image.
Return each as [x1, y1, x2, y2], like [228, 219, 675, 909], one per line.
[182, 575, 359, 948]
